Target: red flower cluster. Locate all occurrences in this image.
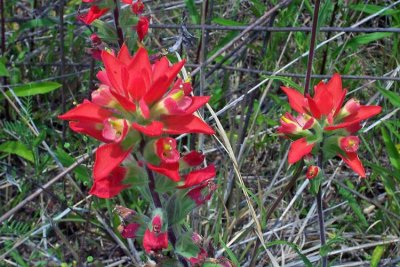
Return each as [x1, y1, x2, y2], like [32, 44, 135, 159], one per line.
[278, 74, 381, 177]
[79, 0, 149, 42]
[59, 45, 215, 198]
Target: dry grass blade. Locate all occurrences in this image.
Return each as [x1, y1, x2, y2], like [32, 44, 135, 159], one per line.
[204, 102, 280, 266]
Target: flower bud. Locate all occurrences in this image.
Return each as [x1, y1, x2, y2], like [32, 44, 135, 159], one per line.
[339, 136, 360, 153]
[338, 99, 360, 119]
[102, 118, 129, 142]
[151, 88, 193, 116]
[119, 223, 140, 239]
[90, 33, 102, 46]
[278, 113, 314, 137]
[136, 16, 149, 42]
[91, 86, 117, 108]
[155, 137, 180, 164]
[143, 210, 168, 253]
[306, 165, 319, 180]
[131, 0, 145, 14]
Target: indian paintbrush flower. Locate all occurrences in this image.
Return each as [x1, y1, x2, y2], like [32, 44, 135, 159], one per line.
[59, 45, 214, 197]
[279, 74, 381, 177]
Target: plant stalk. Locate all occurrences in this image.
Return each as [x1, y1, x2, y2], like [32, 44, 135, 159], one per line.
[113, 0, 124, 47]
[317, 151, 327, 267]
[140, 141, 188, 267]
[317, 184, 327, 266]
[304, 0, 321, 95]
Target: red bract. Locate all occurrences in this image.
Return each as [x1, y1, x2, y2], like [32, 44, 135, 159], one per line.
[189, 248, 208, 265]
[187, 181, 217, 206]
[119, 223, 140, 239]
[89, 166, 130, 198]
[181, 151, 205, 167]
[143, 229, 168, 253]
[136, 16, 149, 41]
[78, 5, 109, 25]
[178, 165, 216, 189]
[279, 74, 381, 177]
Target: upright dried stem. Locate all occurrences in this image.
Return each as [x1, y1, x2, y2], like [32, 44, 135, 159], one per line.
[317, 150, 327, 267]
[304, 1, 327, 265]
[113, 0, 124, 47]
[304, 0, 321, 95]
[0, 0, 10, 119]
[59, 0, 66, 141]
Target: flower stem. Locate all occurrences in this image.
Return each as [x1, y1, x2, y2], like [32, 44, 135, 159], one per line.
[145, 165, 162, 208]
[317, 151, 327, 267]
[317, 186, 327, 267]
[140, 141, 188, 267]
[113, 0, 124, 47]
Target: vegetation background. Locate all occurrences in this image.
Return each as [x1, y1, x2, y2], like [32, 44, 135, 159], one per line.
[0, 0, 399, 266]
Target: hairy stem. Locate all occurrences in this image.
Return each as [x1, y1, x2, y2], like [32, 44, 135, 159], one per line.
[140, 141, 188, 267]
[145, 165, 162, 208]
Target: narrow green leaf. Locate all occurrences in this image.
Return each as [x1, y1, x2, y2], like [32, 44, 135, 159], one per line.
[376, 85, 400, 107]
[381, 126, 400, 177]
[0, 82, 62, 100]
[346, 33, 392, 50]
[317, 0, 333, 31]
[184, 0, 200, 24]
[212, 18, 244, 26]
[262, 75, 305, 94]
[370, 245, 385, 267]
[219, 239, 240, 267]
[0, 141, 34, 162]
[349, 4, 400, 16]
